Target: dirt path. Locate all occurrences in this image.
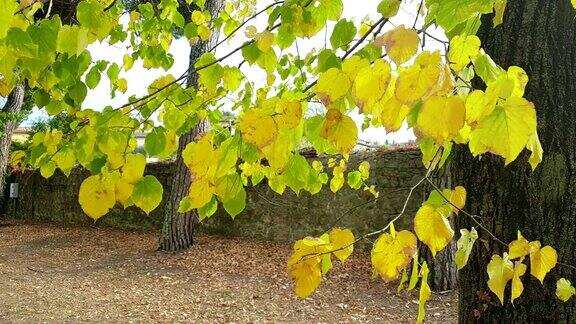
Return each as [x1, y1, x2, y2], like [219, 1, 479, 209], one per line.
[0, 221, 457, 323]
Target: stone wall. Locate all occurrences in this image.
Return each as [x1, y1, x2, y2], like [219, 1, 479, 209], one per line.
[4, 148, 428, 244]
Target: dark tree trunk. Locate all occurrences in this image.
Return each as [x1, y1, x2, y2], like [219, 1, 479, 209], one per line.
[421, 162, 458, 292]
[158, 0, 224, 251]
[454, 1, 576, 322]
[0, 84, 25, 191]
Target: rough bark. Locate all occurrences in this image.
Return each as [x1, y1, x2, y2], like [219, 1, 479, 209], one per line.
[421, 162, 458, 292]
[0, 84, 25, 192]
[454, 1, 576, 322]
[158, 0, 224, 251]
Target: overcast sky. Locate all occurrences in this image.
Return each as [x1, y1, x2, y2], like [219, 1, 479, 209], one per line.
[24, 0, 446, 144]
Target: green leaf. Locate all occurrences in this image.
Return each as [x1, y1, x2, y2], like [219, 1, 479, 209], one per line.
[5, 28, 39, 58]
[469, 97, 536, 165]
[57, 25, 89, 56]
[377, 0, 401, 18]
[330, 19, 356, 49]
[77, 0, 116, 40]
[198, 196, 218, 220]
[0, 0, 18, 39]
[455, 228, 478, 270]
[222, 66, 242, 91]
[285, 154, 310, 194]
[474, 51, 505, 84]
[145, 127, 167, 156]
[556, 278, 576, 302]
[276, 24, 296, 49]
[319, 0, 343, 21]
[223, 186, 246, 218]
[68, 82, 88, 106]
[241, 42, 262, 64]
[132, 175, 164, 214]
[85, 66, 102, 89]
[316, 49, 341, 73]
[346, 170, 362, 189]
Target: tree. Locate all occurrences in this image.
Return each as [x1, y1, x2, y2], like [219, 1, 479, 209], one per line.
[159, 0, 224, 251]
[0, 84, 25, 191]
[454, 1, 576, 322]
[3, 0, 576, 322]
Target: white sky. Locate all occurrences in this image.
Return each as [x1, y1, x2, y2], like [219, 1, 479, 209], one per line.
[24, 0, 447, 144]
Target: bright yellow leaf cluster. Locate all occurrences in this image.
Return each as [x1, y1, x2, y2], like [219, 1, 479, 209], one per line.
[486, 231, 558, 304]
[320, 109, 358, 156]
[181, 134, 240, 210]
[414, 186, 466, 256]
[371, 224, 417, 282]
[288, 228, 355, 298]
[375, 25, 420, 66]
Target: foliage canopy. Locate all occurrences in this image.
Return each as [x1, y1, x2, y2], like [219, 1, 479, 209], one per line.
[2, 0, 575, 321]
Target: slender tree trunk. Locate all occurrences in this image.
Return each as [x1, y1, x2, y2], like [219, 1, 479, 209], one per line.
[0, 84, 25, 192]
[454, 1, 576, 322]
[158, 0, 224, 251]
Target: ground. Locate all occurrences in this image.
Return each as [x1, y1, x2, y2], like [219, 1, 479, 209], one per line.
[0, 221, 457, 323]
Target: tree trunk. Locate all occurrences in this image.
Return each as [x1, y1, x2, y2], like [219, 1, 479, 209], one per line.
[454, 1, 576, 322]
[0, 84, 25, 192]
[421, 162, 458, 292]
[158, 0, 224, 251]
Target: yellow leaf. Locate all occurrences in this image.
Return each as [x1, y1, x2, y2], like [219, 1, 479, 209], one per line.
[376, 25, 419, 65]
[329, 228, 355, 262]
[379, 96, 410, 132]
[465, 90, 497, 124]
[371, 229, 417, 282]
[455, 228, 478, 270]
[450, 186, 467, 212]
[256, 30, 275, 52]
[287, 237, 331, 298]
[115, 179, 134, 206]
[191, 10, 206, 24]
[122, 153, 146, 183]
[353, 59, 391, 108]
[416, 262, 431, 324]
[395, 51, 443, 104]
[487, 253, 514, 304]
[417, 95, 466, 143]
[316, 68, 351, 104]
[79, 174, 116, 220]
[148, 75, 176, 95]
[493, 0, 507, 26]
[274, 99, 302, 129]
[182, 134, 218, 179]
[469, 96, 537, 165]
[238, 109, 278, 148]
[508, 231, 530, 260]
[407, 251, 419, 291]
[342, 56, 370, 80]
[556, 278, 576, 302]
[526, 131, 543, 170]
[397, 270, 408, 292]
[188, 178, 216, 209]
[529, 242, 557, 284]
[511, 261, 527, 304]
[289, 259, 322, 298]
[261, 131, 294, 170]
[448, 35, 481, 72]
[414, 204, 454, 256]
[320, 109, 358, 155]
[507, 66, 529, 97]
